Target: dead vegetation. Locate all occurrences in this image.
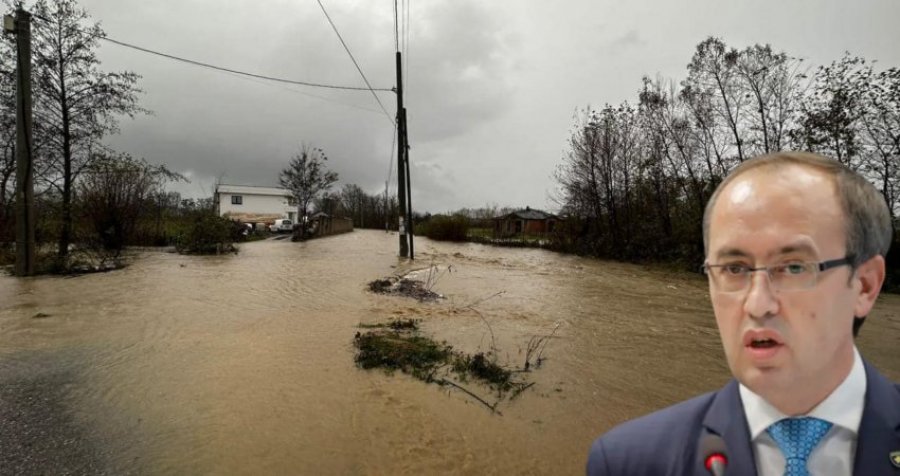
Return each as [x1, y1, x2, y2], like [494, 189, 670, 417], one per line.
[353, 312, 551, 414]
[367, 264, 450, 301]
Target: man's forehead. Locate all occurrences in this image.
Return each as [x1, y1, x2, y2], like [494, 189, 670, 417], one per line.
[708, 165, 846, 258]
[713, 164, 840, 218]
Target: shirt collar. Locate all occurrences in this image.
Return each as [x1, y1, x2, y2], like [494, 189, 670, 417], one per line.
[739, 346, 867, 439]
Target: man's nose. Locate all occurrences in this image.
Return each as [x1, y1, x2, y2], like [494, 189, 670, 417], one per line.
[743, 270, 779, 319]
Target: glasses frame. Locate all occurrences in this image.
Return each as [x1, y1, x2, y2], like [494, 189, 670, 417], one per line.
[701, 256, 854, 293]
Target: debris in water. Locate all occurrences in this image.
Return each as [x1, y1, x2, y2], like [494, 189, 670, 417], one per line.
[367, 276, 443, 301]
[357, 318, 420, 331]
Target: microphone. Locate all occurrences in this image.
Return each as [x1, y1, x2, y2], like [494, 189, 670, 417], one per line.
[699, 434, 728, 476]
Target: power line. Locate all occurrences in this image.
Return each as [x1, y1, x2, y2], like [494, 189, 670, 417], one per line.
[219, 69, 386, 116]
[102, 36, 394, 93]
[315, 0, 395, 126]
[30, 13, 394, 93]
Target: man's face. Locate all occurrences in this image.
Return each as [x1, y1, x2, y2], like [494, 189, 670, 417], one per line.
[707, 165, 861, 409]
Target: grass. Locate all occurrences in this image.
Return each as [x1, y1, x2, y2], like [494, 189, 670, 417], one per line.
[353, 324, 534, 407]
[354, 331, 451, 381]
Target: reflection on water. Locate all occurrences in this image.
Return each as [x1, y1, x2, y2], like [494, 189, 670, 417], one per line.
[1, 230, 898, 474]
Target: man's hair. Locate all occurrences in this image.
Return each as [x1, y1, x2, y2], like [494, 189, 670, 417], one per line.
[702, 151, 894, 336]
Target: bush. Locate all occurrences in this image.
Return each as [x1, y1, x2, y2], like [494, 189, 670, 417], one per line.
[174, 212, 239, 254]
[415, 214, 470, 242]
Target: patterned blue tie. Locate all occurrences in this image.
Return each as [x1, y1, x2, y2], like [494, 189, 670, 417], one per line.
[766, 417, 833, 476]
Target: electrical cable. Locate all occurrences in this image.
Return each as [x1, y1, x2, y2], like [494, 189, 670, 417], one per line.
[30, 13, 393, 93]
[315, 0, 395, 126]
[219, 69, 385, 116]
[101, 36, 393, 93]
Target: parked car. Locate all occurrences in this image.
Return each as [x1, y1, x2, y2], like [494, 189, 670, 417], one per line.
[269, 219, 293, 233]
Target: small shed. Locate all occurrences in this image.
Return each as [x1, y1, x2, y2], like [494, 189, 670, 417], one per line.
[493, 207, 559, 237]
[310, 212, 353, 237]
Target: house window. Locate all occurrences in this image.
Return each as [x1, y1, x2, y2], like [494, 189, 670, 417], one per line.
[231, 195, 243, 205]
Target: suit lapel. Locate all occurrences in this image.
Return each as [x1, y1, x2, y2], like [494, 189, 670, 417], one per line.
[698, 380, 758, 476]
[853, 362, 900, 475]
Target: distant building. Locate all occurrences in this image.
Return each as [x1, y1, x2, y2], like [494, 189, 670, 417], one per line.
[493, 206, 559, 237]
[215, 184, 296, 225]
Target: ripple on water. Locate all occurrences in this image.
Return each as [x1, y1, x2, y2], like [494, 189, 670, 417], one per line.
[0, 231, 898, 475]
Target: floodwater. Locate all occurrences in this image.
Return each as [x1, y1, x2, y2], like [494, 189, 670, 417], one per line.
[1, 230, 898, 475]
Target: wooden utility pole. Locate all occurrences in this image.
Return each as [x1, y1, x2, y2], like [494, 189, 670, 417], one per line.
[5, 7, 35, 276]
[401, 106, 413, 259]
[395, 51, 409, 258]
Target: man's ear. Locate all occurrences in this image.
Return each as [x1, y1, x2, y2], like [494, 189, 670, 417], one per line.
[853, 255, 886, 318]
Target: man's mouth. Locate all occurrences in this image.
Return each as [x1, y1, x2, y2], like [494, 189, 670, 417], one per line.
[749, 338, 779, 349]
[742, 331, 785, 361]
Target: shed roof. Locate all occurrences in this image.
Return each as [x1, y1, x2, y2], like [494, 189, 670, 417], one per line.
[495, 207, 557, 221]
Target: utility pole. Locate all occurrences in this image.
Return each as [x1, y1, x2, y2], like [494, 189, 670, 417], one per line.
[402, 106, 413, 259]
[5, 7, 35, 276]
[394, 50, 409, 258]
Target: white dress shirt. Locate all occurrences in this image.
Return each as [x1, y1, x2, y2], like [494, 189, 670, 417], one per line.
[739, 346, 867, 476]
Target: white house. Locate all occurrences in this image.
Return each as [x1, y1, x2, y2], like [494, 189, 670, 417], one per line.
[215, 184, 297, 224]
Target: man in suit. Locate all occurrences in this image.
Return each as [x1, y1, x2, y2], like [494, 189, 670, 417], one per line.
[586, 152, 900, 475]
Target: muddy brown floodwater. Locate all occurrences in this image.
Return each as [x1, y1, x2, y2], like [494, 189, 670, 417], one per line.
[1, 230, 898, 475]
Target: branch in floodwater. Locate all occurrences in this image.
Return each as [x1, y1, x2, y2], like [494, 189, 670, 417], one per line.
[524, 322, 562, 370]
[453, 291, 506, 356]
[457, 290, 507, 310]
[437, 378, 502, 416]
[535, 322, 562, 364]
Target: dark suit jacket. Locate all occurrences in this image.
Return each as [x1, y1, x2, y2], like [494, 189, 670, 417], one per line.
[586, 362, 900, 475]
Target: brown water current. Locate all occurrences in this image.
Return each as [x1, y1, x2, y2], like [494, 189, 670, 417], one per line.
[1, 230, 899, 475]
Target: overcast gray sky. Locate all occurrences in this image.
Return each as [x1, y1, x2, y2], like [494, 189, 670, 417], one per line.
[70, 0, 900, 213]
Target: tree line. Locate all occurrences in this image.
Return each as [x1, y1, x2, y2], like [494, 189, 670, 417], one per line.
[0, 0, 152, 263]
[554, 37, 899, 287]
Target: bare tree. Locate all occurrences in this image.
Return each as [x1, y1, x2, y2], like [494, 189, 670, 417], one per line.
[31, 0, 146, 258]
[77, 152, 183, 252]
[734, 44, 807, 155]
[279, 143, 338, 238]
[790, 55, 868, 167]
[685, 37, 749, 162]
[858, 65, 900, 219]
[340, 183, 367, 227]
[0, 31, 16, 240]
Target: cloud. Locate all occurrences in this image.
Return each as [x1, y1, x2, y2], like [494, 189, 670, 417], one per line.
[79, 0, 900, 214]
[404, 0, 519, 143]
[610, 29, 644, 50]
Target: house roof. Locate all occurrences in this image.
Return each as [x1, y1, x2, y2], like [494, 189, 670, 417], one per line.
[216, 184, 291, 197]
[495, 207, 557, 221]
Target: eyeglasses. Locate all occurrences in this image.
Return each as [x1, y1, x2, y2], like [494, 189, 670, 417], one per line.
[701, 256, 854, 293]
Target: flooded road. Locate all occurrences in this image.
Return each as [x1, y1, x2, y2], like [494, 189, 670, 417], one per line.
[2, 229, 899, 475]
